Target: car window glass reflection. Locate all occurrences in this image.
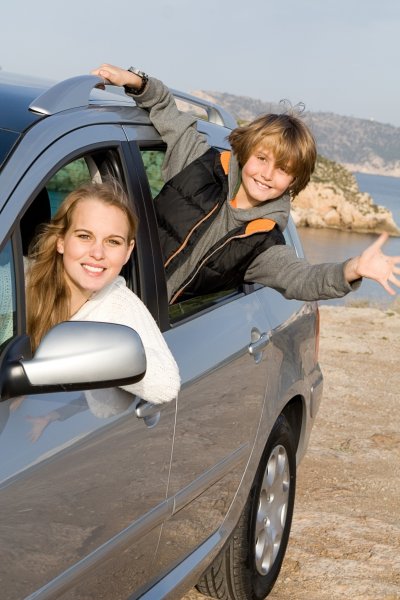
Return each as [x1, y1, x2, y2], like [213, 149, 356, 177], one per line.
[47, 157, 92, 213]
[0, 240, 16, 350]
[0, 389, 137, 485]
[140, 149, 165, 198]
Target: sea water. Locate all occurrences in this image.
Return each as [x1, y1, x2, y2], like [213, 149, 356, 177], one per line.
[298, 173, 400, 306]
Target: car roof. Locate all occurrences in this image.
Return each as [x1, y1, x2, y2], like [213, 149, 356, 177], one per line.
[0, 72, 237, 171]
[0, 72, 54, 168]
[0, 72, 52, 132]
[0, 74, 128, 169]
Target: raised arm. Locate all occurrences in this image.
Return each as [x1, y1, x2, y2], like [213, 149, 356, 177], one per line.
[91, 63, 210, 181]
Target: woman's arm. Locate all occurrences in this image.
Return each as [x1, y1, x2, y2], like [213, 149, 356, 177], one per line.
[115, 290, 181, 404]
[91, 64, 210, 181]
[70, 279, 181, 404]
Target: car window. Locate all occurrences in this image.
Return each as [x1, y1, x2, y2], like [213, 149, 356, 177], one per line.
[19, 149, 137, 290]
[0, 240, 16, 350]
[19, 157, 93, 258]
[169, 289, 240, 323]
[46, 157, 93, 215]
[20, 150, 124, 247]
[140, 149, 165, 198]
[139, 147, 243, 324]
[283, 227, 294, 247]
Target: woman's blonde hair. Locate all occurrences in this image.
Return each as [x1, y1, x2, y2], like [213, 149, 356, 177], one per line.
[26, 180, 138, 351]
[228, 112, 317, 197]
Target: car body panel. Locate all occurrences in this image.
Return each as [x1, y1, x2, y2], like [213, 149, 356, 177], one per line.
[0, 389, 176, 600]
[155, 292, 272, 575]
[0, 74, 323, 600]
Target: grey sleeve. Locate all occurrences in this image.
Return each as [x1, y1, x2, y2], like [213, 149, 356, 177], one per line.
[131, 77, 210, 181]
[245, 244, 362, 301]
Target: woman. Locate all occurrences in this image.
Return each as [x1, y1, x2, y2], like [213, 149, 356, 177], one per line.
[26, 180, 180, 404]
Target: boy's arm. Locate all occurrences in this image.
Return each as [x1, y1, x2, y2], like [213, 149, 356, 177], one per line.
[246, 232, 400, 301]
[245, 245, 361, 301]
[92, 64, 210, 182]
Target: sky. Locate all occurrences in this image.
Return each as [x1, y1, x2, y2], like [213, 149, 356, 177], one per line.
[2, 0, 400, 127]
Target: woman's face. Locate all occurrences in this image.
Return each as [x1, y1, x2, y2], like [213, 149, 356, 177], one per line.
[57, 198, 134, 310]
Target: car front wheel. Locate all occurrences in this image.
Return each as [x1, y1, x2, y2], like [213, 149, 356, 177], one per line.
[196, 413, 296, 599]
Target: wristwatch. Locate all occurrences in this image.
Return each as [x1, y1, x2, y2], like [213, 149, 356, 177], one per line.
[124, 67, 149, 95]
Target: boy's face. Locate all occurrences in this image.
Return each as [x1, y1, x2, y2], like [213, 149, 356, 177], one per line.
[236, 146, 294, 209]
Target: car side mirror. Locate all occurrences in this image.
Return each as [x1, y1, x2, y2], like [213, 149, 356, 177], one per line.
[0, 321, 146, 401]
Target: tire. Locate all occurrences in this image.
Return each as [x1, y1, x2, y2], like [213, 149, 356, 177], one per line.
[196, 414, 296, 600]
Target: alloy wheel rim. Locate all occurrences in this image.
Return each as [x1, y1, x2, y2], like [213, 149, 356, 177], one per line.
[254, 444, 290, 575]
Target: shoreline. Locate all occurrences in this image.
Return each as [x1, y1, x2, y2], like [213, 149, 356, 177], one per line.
[297, 222, 400, 237]
[353, 169, 400, 180]
[347, 166, 400, 178]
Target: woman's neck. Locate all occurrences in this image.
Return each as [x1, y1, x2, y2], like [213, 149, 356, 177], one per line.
[69, 292, 92, 317]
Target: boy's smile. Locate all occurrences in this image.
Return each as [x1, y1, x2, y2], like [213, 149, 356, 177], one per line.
[235, 147, 294, 209]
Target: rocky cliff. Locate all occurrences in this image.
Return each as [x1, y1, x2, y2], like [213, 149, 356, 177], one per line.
[193, 90, 400, 176]
[291, 156, 400, 235]
[185, 91, 399, 234]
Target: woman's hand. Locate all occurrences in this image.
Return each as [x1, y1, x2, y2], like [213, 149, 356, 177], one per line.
[344, 232, 400, 295]
[25, 414, 53, 442]
[10, 396, 26, 411]
[91, 64, 142, 90]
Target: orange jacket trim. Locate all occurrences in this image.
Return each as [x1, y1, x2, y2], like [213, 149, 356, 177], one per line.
[220, 150, 231, 175]
[245, 218, 276, 235]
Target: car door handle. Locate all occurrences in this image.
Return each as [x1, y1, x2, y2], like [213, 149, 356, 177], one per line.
[135, 400, 161, 428]
[248, 331, 270, 362]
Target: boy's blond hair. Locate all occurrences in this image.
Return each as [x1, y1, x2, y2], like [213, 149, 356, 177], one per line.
[228, 113, 317, 197]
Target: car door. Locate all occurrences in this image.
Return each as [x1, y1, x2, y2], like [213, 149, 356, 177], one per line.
[127, 137, 274, 579]
[152, 291, 274, 576]
[0, 126, 176, 600]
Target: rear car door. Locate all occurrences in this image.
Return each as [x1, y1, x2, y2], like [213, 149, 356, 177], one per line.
[155, 292, 274, 574]
[0, 125, 176, 600]
[126, 134, 275, 579]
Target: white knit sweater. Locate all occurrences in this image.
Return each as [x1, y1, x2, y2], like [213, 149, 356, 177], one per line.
[70, 277, 180, 404]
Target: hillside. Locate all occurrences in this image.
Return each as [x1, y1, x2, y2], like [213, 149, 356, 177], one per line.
[193, 90, 400, 176]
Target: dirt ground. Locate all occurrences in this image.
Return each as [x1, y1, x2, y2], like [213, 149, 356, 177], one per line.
[183, 303, 400, 600]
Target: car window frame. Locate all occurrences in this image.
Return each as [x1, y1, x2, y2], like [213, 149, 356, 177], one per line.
[132, 139, 249, 328]
[1, 125, 167, 335]
[0, 237, 18, 351]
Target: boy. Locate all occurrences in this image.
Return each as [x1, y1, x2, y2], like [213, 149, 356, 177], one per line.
[92, 64, 400, 303]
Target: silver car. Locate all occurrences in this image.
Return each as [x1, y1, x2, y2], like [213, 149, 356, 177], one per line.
[0, 73, 323, 600]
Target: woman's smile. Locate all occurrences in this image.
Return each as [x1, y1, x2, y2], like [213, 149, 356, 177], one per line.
[56, 198, 134, 312]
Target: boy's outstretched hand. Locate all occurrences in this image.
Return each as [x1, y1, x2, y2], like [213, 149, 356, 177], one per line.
[344, 232, 400, 295]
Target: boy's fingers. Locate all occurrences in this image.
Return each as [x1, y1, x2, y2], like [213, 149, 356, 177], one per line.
[370, 232, 389, 252]
[380, 279, 396, 294]
[364, 232, 388, 254]
[389, 273, 400, 287]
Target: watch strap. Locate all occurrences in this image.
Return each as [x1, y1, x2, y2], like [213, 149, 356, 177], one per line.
[124, 67, 149, 95]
